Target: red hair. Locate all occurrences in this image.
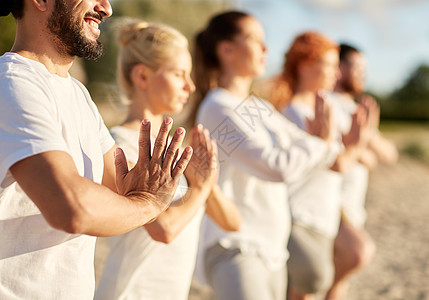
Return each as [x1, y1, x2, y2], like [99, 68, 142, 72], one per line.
[270, 32, 338, 110]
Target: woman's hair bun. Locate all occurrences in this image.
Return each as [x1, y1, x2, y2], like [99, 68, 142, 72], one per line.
[118, 21, 150, 46]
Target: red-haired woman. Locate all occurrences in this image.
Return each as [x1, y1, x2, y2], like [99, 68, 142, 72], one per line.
[254, 32, 370, 300]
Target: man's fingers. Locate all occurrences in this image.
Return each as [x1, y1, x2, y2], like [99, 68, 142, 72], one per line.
[114, 147, 128, 189]
[137, 119, 152, 165]
[152, 117, 173, 163]
[163, 127, 186, 172]
[172, 146, 193, 180]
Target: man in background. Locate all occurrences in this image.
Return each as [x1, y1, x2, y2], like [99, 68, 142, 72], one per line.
[327, 43, 398, 300]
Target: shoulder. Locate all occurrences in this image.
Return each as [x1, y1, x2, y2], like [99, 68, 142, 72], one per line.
[201, 89, 235, 109]
[0, 53, 50, 84]
[197, 89, 236, 121]
[251, 75, 280, 100]
[110, 126, 138, 144]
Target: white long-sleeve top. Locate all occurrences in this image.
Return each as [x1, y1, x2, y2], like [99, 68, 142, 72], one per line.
[196, 88, 337, 270]
[95, 126, 202, 300]
[282, 100, 344, 238]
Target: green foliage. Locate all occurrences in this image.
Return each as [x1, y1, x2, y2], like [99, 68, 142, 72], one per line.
[390, 64, 429, 102]
[0, 15, 16, 55]
[377, 64, 429, 120]
[379, 99, 429, 120]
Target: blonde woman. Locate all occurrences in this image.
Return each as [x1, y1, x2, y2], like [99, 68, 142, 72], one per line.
[95, 20, 241, 300]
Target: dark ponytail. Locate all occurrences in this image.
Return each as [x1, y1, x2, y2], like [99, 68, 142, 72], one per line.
[188, 11, 250, 128]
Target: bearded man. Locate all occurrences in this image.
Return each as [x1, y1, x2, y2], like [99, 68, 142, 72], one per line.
[0, 1, 192, 298]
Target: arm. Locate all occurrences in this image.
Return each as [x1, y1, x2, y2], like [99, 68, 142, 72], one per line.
[143, 125, 218, 243]
[331, 104, 371, 173]
[358, 94, 398, 165]
[197, 95, 333, 184]
[367, 131, 398, 165]
[205, 184, 241, 231]
[10, 119, 192, 237]
[358, 148, 378, 170]
[143, 186, 209, 243]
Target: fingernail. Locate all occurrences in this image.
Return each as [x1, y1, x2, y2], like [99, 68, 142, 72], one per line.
[185, 146, 193, 153]
[177, 127, 184, 135]
[114, 148, 121, 158]
[142, 119, 149, 125]
[164, 117, 172, 125]
[197, 124, 203, 130]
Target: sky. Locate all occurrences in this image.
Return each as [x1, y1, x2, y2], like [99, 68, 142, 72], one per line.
[232, 0, 429, 95]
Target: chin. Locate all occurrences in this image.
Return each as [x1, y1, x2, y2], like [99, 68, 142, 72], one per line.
[168, 105, 184, 115]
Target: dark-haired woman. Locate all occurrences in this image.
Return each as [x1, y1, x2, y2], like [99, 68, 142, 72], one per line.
[193, 11, 338, 300]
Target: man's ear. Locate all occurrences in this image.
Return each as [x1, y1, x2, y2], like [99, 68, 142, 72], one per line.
[32, 0, 49, 12]
[131, 64, 152, 91]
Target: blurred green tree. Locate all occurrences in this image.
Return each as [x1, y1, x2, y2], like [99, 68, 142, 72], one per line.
[380, 64, 429, 120]
[0, 15, 16, 54]
[390, 65, 429, 103]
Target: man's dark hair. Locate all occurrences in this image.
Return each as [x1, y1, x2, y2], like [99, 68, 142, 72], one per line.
[339, 43, 360, 63]
[0, 0, 25, 19]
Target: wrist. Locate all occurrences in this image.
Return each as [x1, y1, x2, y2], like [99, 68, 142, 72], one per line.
[188, 182, 212, 197]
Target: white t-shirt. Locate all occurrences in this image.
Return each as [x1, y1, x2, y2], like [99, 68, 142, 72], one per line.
[282, 100, 343, 238]
[0, 53, 115, 299]
[196, 88, 337, 271]
[329, 92, 369, 227]
[95, 126, 204, 300]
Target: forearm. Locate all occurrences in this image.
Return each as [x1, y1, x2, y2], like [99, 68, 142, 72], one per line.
[331, 145, 363, 173]
[10, 151, 167, 237]
[368, 133, 398, 165]
[358, 148, 378, 170]
[63, 176, 167, 236]
[144, 185, 211, 243]
[205, 185, 241, 231]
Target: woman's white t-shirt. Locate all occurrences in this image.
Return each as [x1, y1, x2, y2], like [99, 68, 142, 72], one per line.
[282, 100, 343, 238]
[95, 126, 204, 300]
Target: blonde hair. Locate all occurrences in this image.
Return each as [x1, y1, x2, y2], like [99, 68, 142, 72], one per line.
[117, 19, 189, 98]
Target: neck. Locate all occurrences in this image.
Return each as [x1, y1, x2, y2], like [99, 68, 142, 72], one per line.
[291, 90, 316, 107]
[218, 72, 253, 99]
[121, 94, 163, 137]
[12, 18, 74, 77]
[334, 83, 355, 101]
[292, 80, 318, 107]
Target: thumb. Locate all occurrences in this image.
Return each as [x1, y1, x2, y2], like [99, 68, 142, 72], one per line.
[114, 147, 129, 189]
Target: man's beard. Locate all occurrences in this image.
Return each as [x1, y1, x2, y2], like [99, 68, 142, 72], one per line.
[47, 0, 103, 60]
[340, 75, 363, 96]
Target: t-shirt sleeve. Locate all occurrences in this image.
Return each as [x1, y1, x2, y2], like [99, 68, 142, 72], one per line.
[0, 74, 70, 187]
[74, 79, 115, 155]
[94, 109, 115, 155]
